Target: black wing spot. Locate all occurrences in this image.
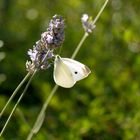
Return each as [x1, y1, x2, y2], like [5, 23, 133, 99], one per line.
[74, 71, 78, 74]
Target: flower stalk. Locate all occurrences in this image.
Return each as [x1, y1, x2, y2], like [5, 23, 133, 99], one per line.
[0, 70, 36, 136]
[0, 72, 31, 119]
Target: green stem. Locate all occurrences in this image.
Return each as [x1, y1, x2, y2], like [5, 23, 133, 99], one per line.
[0, 49, 52, 137]
[26, 0, 109, 139]
[71, 33, 89, 59]
[0, 70, 37, 137]
[0, 49, 52, 136]
[0, 72, 31, 119]
[91, 0, 109, 26]
[26, 85, 58, 140]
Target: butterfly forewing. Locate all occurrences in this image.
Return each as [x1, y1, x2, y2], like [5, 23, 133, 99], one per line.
[62, 58, 91, 82]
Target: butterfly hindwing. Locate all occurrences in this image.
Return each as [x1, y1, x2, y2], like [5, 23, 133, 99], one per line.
[53, 56, 75, 88]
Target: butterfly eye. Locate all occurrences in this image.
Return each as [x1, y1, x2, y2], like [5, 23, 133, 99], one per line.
[74, 71, 78, 74]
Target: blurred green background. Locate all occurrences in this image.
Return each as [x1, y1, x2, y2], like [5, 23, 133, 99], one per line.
[0, 0, 140, 139]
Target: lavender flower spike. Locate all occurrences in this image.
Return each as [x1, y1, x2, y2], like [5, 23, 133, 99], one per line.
[26, 15, 65, 73]
[81, 14, 96, 33]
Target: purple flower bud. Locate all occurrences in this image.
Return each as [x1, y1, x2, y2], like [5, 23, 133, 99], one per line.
[46, 34, 53, 44]
[81, 14, 96, 33]
[26, 15, 65, 73]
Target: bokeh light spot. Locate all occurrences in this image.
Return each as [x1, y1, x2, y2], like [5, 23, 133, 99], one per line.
[0, 74, 6, 84]
[26, 9, 38, 20]
[128, 42, 140, 53]
[0, 52, 6, 61]
[0, 40, 4, 48]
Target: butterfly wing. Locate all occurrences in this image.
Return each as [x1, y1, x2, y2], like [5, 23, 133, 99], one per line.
[61, 58, 91, 82]
[53, 56, 75, 88]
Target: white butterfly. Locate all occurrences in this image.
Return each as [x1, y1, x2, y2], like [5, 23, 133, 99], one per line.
[53, 55, 91, 88]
